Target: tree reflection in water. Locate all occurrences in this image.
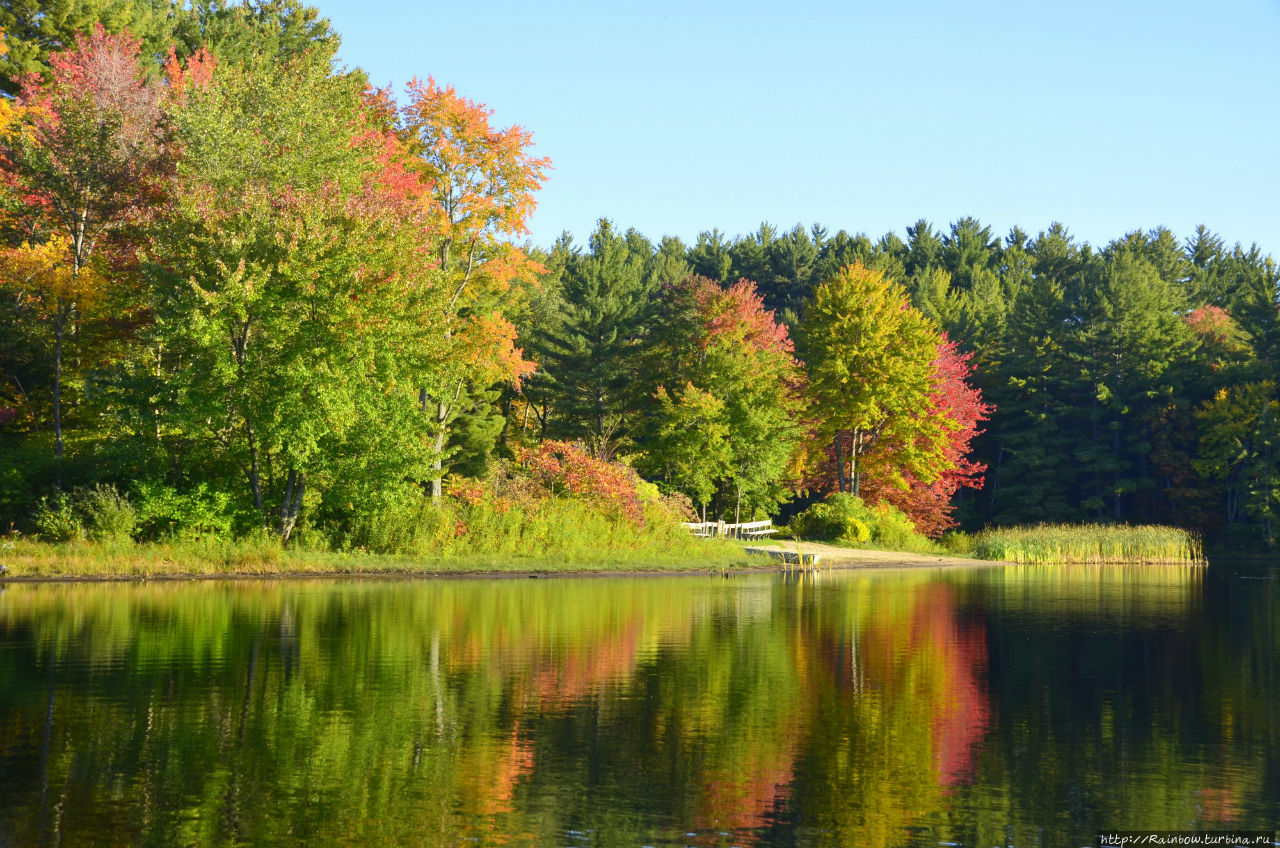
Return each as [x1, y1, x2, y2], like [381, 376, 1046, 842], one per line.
[1, 562, 1274, 847]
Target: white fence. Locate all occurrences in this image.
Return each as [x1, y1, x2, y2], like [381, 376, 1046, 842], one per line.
[680, 520, 777, 540]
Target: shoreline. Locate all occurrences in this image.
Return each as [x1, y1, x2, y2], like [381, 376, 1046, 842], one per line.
[0, 544, 1001, 584]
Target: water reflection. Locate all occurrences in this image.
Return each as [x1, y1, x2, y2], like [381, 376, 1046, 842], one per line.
[0, 564, 1274, 847]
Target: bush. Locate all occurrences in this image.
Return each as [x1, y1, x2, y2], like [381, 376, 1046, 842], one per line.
[33, 494, 86, 542]
[940, 530, 975, 555]
[790, 494, 873, 543]
[133, 482, 235, 541]
[78, 484, 137, 543]
[790, 493, 940, 553]
[870, 503, 930, 551]
[341, 483, 458, 555]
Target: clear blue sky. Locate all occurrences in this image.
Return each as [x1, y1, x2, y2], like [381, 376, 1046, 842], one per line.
[321, 0, 1280, 253]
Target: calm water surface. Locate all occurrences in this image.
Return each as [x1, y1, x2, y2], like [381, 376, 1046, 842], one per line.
[0, 563, 1276, 847]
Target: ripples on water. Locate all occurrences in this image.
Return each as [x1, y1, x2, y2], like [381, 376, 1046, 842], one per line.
[0, 563, 1276, 847]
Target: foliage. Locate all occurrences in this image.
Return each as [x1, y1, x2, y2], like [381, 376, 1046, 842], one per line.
[789, 493, 936, 552]
[1, 25, 165, 481]
[526, 219, 659, 454]
[790, 494, 871, 543]
[145, 51, 441, 540]
[647, 276, 804, 518]
[399, 75, 548, 493]
[0, 0, 336, 95]
[516, 439, 645, 526]
[77, 482, 136, 542]
[32, 491, 84, 541]
[132, 481, 235, 540]
[801, 263, 945, 497]
[858, 336, 991, 536]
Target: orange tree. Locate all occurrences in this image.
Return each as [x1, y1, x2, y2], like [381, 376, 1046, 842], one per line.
[400, 78, 549, 497]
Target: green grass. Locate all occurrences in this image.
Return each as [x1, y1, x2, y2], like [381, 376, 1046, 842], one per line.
[970, 523, 1203, 565]
[0, 533, 753, 579]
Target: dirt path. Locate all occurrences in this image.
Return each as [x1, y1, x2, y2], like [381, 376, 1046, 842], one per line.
[745, 541, 995, 569]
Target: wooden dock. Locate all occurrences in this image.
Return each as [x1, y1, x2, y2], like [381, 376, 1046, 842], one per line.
[744, 547, 822, 567]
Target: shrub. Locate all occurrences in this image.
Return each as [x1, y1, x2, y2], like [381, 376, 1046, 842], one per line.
[790, 493, 941, 552]
[869, 503, 931, 552]
[133, 482, 235, 540]
[518, 440, 645, 525]
[78, 484, 137, 543]
[790, 494, 873, 543]
[33, 494, 86, 542]
[342, 483, 457, 555]
[940, 530, 975, 555]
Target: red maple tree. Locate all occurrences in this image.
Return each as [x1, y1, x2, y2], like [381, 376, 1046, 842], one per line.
[858, 336, 991, 537]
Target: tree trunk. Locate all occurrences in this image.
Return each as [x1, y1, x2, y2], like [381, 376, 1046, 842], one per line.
[52, 300, 71, 491]
[833, 434, 848, 494]
[430, 379, 465, 501]
[247, 425, 264, 515]
[276, 469, 305, 541]
[851, 429, 861, 498]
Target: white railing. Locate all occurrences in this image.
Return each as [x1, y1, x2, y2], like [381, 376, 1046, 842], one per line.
[681, 519, 777, 540]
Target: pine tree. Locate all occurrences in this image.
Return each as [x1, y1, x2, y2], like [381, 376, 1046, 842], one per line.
[530, 219, 658, 456]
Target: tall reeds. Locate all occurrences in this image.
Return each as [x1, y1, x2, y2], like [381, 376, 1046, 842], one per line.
[972, 523, 1203, 565]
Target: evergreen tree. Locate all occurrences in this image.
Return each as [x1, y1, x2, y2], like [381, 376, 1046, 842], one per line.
[531, 219, 658, 456]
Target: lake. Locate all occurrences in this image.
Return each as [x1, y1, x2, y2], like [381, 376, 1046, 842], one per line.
[1, 563, 1276, 847]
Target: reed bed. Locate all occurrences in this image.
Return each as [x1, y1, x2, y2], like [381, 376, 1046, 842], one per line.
[972, 523, 1203, 565]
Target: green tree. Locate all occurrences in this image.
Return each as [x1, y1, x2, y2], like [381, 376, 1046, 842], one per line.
[145, 52, 441, 539]
[643, 276, 803, 520]
[1195, 381, 1280, 541]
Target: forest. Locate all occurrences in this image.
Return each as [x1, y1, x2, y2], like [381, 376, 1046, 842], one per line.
[1, 0, 1277, 554]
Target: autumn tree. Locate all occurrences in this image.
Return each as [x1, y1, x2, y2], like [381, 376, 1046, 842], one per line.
[400, 76, 549, 497]
[0, 0, 337, 95]
[801, 263, 944, 497]
[858, 337, 990, 536]
[1, 25, 164, 484]
[643, 275, 803, 520]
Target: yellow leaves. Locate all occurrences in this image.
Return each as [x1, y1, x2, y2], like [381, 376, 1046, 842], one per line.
[0, 236, 106, 311]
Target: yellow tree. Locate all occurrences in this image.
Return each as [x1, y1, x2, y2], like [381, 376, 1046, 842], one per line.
[400, 78, 550, 497]
[801, 263, 948, 496]
[0, 237, 105, 470]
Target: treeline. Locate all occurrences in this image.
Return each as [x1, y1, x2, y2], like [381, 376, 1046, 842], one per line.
[516, 218, 1278, 542]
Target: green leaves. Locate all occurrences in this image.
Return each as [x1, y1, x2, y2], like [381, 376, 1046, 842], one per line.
[146, 51, 441, 537]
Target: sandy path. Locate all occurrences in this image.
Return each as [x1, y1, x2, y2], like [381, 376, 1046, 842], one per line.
[745, 541, 995, 569]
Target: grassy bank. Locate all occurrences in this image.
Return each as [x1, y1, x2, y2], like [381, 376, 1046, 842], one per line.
[969, 523, 1203, 565]
[0, 532, 751, 579]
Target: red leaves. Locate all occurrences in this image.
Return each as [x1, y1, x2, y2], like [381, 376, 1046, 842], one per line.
[1185, 304, 1234, 344]
[518, 440, 646, 526]
[858, 336, 992, 537]
[691, 276, 794, 356]
[10, 24, 167, 238]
